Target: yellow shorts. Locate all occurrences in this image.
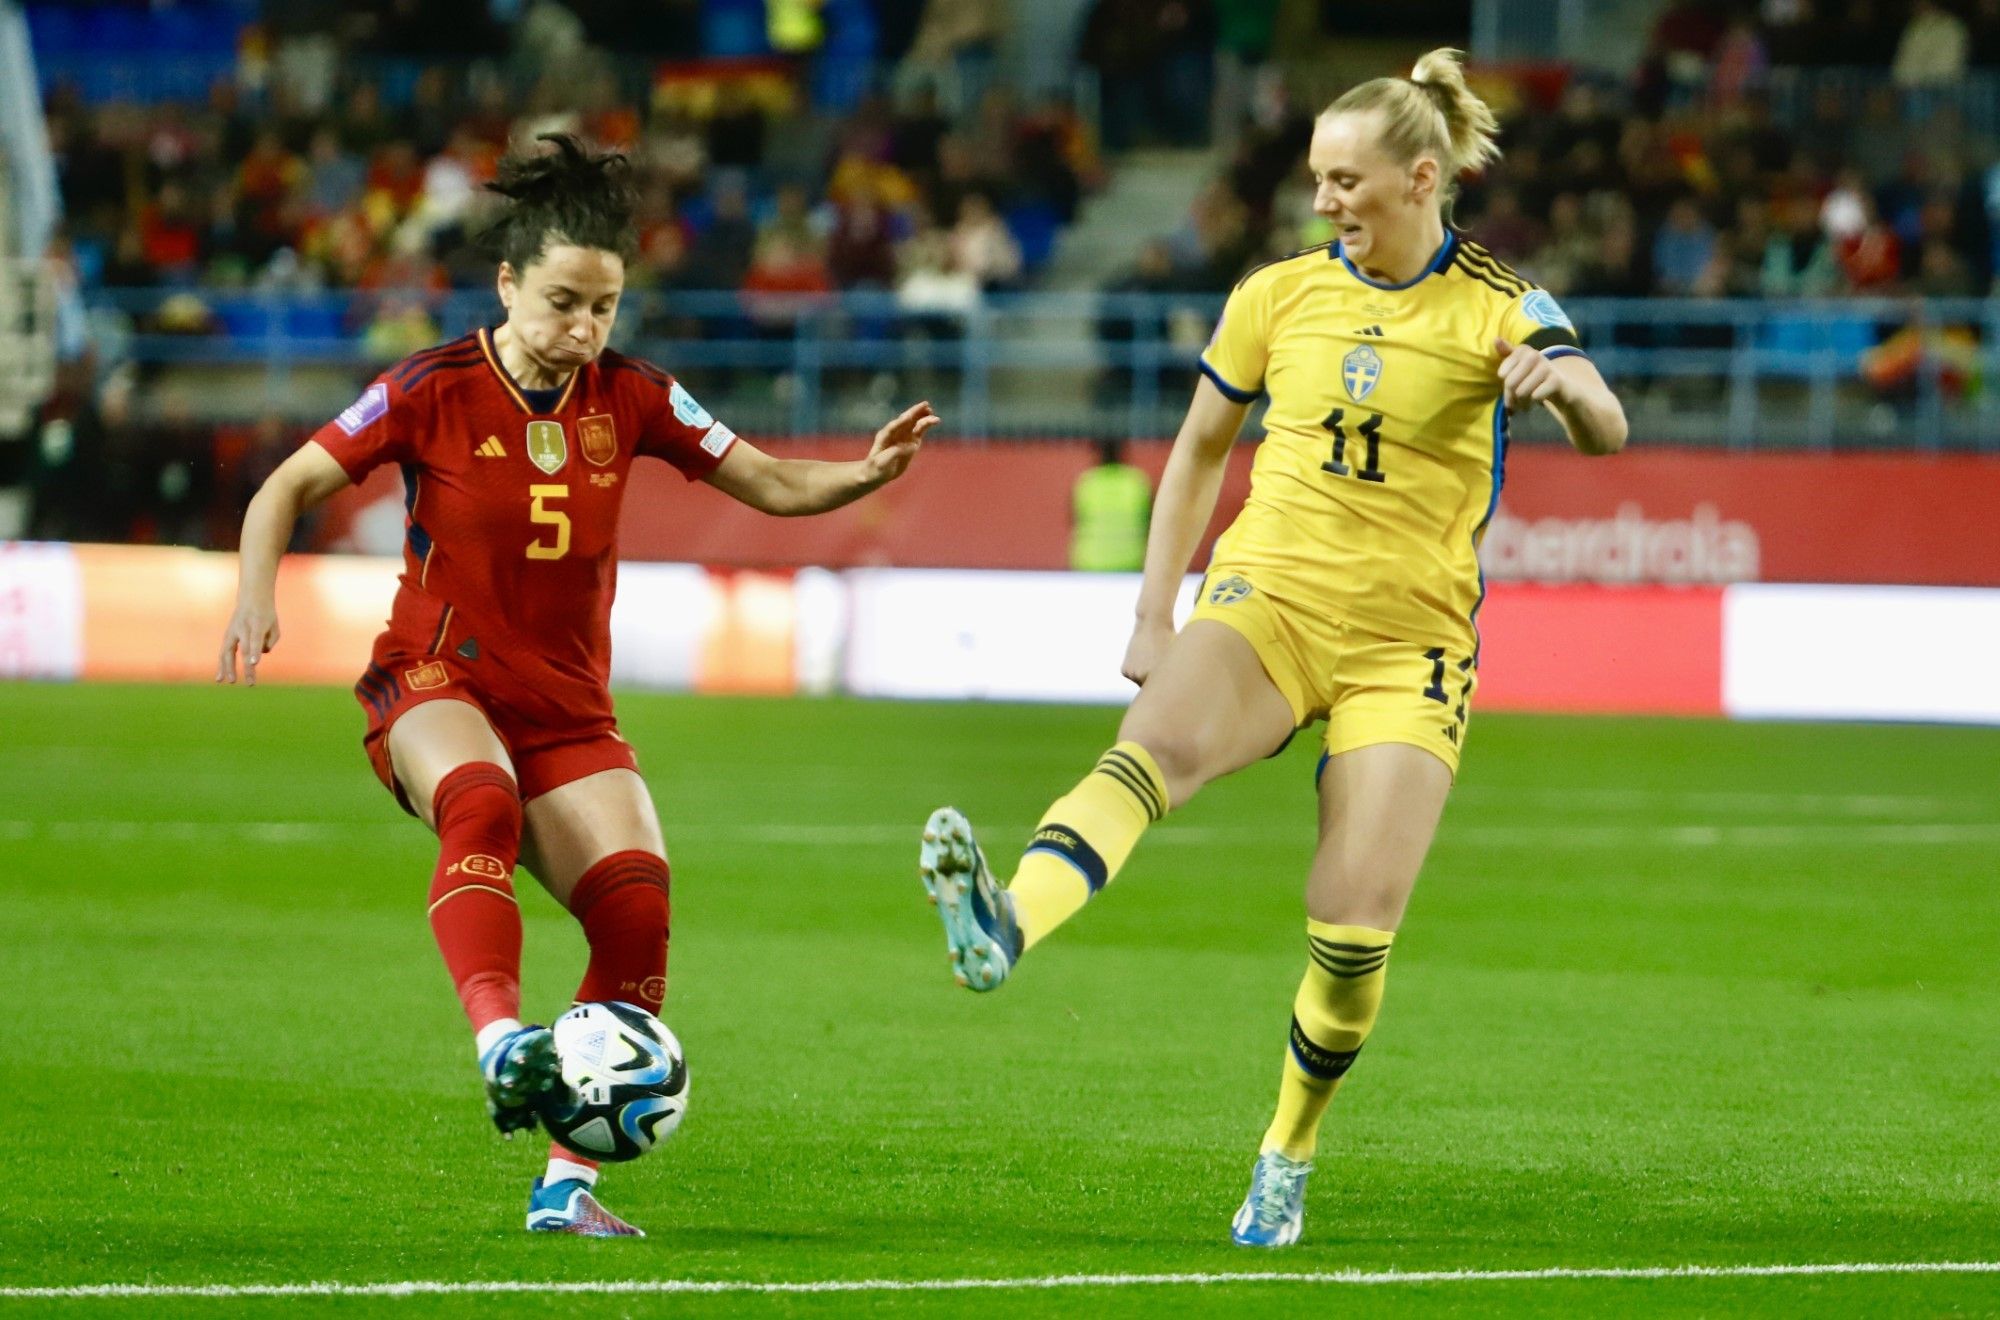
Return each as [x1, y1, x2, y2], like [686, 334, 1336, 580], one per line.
[1188, 568, 1476, 775]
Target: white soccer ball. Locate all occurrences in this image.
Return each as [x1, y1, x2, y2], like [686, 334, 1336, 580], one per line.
[539, 1001, 688, 1162]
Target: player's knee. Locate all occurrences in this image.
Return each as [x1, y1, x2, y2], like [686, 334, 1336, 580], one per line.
[431, 761, 523, 842]
[1111, 721, 1200, 807]
[1304, 866, 1413, 930]
[568, 850, 671, 926]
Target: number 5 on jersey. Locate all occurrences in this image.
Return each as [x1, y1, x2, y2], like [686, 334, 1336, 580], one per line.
[527, 484, 570, 560]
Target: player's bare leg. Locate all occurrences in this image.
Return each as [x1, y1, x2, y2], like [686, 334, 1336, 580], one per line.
[389, 701, 565, 1136]
[517, 767, 670, 1237]
[1235, 742, 1451, 1246]
[925, 621, 1294, 988]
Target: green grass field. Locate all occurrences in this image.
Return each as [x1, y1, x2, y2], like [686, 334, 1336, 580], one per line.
[3, 685, 1997, 1317]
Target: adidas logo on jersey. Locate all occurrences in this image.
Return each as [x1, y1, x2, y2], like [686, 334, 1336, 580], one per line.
[476, 436, 506, 457]
[1354, 325, 1385, 337]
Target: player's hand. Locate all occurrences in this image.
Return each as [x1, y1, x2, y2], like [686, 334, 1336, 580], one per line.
[863, 401, 939, 486]
[1121, 618, 1175, 687]
[217, 600, 280, 686]
[1494, 337, 1568, 412]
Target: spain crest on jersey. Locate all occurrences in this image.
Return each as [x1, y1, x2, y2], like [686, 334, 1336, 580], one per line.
[579, 413, 617, 466]
[1342, 345, 1383, 402]
[526, 420, 567, 475]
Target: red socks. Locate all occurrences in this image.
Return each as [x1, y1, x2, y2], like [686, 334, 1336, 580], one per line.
[567, 850, 672, 1013]
[425, 762, 524, 1033]
[549, 849, 671, 1175]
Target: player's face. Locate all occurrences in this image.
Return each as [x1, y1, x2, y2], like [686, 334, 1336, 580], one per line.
[1309, 112, 1439, 274]
[498, 243, 626, 375]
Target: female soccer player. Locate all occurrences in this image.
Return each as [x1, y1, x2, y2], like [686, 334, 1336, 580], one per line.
[919, 51, 1625, 1247]
[218, 135, 938, 1237]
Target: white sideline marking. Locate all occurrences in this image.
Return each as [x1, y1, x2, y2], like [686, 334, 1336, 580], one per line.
[2, 1260, 1996, 1300]
[5, 819, 2000, 849]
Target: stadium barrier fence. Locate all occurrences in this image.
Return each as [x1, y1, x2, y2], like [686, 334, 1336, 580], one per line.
[77, 287, 2000, 450]
[4, 542, 1997, 725]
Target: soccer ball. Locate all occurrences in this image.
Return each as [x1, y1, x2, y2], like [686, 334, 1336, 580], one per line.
[538, 1001, 688, 1162]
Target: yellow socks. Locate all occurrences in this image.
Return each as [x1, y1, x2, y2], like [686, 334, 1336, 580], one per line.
[1260, 920, 1395, 1161]
[1006, 742, 1167, 950]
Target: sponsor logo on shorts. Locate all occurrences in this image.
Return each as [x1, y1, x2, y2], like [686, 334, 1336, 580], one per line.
[579, 413, 617, 466]
[1207, 574, 1253, 606]
[449, 853, 509, 880]
[404, 660, 449, 690]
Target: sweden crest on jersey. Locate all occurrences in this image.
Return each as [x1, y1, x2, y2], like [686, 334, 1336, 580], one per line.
[526, 420, 567, 474]
[1342, 345, 1383, 402]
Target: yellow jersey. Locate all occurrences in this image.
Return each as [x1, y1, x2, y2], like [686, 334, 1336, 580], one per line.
[1198, 230, 1584, 657]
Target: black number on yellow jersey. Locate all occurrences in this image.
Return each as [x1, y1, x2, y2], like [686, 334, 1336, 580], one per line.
[1320, 408, 1387, 484]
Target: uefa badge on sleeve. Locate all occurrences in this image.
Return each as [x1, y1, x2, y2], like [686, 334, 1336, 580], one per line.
[526, 420, 567, 475]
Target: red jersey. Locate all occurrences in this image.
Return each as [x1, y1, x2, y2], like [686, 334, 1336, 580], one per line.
[311, 327, 736, 727]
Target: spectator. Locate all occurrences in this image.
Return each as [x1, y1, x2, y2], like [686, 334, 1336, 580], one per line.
[895, 206, 979, 324]
[1761, 195, 1841, 297]
[741, 231, 833, 336]
[303, 127, 365, 218]
[1469, 186, 1543, 264]
[905, 0, 1008, 120]
[1709, 18, 1768, 107]
[1837, 196, 1903, 291]
[686, 178, 758, 290]
[1894, 0, 1971, 89]
[757, 182, 826, 265]
[828, 180, 902, 289]
[1973, 0, 2000, 66]
[947, 191, 1023, 290]
[1527, 192, 1596, 296]
[1913, 236, 1977, 295]
[1651, 197, 1717, 296]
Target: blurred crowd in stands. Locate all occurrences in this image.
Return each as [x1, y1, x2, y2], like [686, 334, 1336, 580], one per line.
[35, 0, 2000, 332]
[19, 0, 2000, 548]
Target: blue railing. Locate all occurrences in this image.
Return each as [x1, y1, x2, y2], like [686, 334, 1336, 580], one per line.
[79, 287, 2000, 450]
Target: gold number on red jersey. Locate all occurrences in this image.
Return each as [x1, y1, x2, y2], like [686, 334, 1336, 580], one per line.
[526, 484, 570, 560]
[1320, 408, 1387, 484]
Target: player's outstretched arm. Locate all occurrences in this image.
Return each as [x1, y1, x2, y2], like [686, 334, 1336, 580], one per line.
[704, 401, 939, 516]
[216, 441, 353, 685]
[1123, 376, 1250, 686]
[1494, 338, 1627, 457]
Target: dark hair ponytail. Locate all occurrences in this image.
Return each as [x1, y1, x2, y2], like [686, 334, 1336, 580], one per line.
[480, 133, 638, 272]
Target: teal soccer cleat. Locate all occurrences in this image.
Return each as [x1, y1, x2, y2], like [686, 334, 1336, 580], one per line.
[525, 1177, 645, 1237]
[1231, 1151, 1312, 1247]
[478, 1025, 567, 1136]
[920, 807, 1022, 991]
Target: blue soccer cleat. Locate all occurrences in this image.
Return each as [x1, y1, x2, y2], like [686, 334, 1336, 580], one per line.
[478, 1025, 568, 1136]
[920, 806, 1022, 992]
[1231, 1151, 1312, 1247]
[525, 1177, 645, 1238]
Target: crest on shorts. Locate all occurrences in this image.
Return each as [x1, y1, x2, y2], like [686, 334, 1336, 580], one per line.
[1208, 574, 1252, 606]
[1342, 345, 1382, 402]
[525, 420, 567, 475]
[579, 413, 617, 466]
[404, 660, 449, 690]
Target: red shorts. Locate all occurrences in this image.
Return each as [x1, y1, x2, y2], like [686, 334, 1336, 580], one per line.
[356, 647, 638, 815]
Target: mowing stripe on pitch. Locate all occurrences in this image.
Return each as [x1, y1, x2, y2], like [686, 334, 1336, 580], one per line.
[4, 1261, 1997, 1299]
[6, 819, 2000, 849]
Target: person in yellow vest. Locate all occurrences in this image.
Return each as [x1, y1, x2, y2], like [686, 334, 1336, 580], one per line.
[917, 49, 1626, 1246]
[1069, 439, 1153, 572]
